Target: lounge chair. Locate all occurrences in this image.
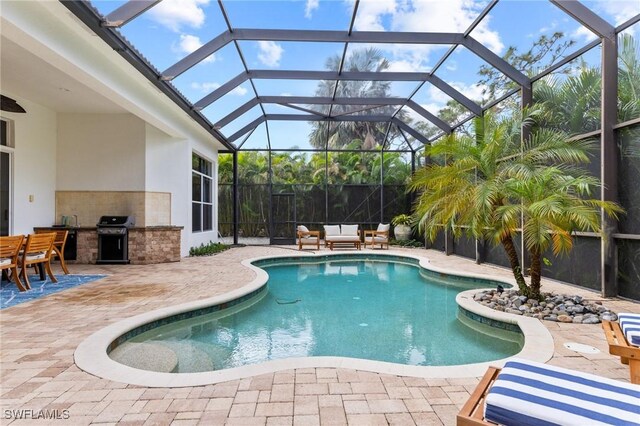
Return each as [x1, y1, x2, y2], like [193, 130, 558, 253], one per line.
[323, 224, 361, 250]
[457, 358, 640, 426]
[603, 313, 640, 384]
[363, 223, 390, 249]
[297, 225, 320, 250]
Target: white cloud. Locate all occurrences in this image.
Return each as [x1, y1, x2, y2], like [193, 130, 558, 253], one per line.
[386, 59, 430, 73]
[230, 86, 249, 96]
[305, 0, 320, 18]
[191, 82, 220, 92]
[392, 0, 504, 54]
[257, 41, 284, 67]
[177, 34, 215, 62]
[191, 82, 248, 96]
[571, 25, 598, 43]
[348, 0, 503, 73]
[594, 0, 639, 26]
[353, 0, 397, 31]
[449, 81, 488, 104]
[148, 0, 209, 32]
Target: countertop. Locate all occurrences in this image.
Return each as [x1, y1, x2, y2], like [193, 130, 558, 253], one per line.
[34, 226, 184, 231]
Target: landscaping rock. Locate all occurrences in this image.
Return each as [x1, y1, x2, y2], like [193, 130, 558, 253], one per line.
[558, 315, 573, 323]
[472, 289, 616, 325]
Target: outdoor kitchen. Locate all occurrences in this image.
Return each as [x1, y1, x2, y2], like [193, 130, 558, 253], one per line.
[36, 190, 183, 265]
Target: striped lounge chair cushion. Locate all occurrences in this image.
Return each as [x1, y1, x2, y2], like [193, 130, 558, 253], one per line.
[485, 358, 640, 426]
[618, 313, 640, 347]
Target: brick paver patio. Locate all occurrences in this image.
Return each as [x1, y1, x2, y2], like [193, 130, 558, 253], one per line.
[1, 246, 638, 425]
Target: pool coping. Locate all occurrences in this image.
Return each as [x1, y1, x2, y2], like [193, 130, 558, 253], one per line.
[74, 250, 553, 387]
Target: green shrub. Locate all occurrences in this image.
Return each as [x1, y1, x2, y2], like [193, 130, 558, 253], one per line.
[390, 239, 423, 248]
[189, 241, 230, 257]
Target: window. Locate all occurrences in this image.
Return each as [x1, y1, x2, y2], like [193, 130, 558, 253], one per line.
[192, 153, 213, 232]
[1, 118, 14, 236]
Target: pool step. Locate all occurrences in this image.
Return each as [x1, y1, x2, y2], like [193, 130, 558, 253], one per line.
[156, 341, 230, 372]
[109, 342, 179, 373]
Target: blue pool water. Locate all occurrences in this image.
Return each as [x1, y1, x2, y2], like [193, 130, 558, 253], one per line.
[112, 258, 523, 372]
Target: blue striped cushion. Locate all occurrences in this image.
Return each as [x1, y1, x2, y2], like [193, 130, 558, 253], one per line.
[484, 358, 640, 426]
[618, 313, 640, 347]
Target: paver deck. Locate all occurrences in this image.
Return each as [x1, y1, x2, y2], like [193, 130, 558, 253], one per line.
[1, 246, 638, 425]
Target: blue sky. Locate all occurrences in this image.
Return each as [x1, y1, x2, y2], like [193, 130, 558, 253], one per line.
[91, 0, 639, 150]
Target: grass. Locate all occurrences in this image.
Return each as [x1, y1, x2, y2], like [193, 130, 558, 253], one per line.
[189, 241, 230, 257]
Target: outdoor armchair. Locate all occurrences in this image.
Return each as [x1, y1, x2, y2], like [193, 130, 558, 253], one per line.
[0, 234, 27, 292]
[297, 225, 320, 250]
[364, 223, 390, 249]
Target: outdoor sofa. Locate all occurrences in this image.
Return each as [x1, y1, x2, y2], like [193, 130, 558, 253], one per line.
[323, 224, 361, 250]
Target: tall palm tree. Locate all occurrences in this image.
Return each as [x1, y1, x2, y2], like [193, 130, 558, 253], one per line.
[308, 48, 404, 149]
[409, 107, 622, 299]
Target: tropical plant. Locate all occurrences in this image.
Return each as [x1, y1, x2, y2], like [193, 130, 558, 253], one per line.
[391, 214, 413, 226]
[189, 241, 229, 256]
[409, 107, 622, 299]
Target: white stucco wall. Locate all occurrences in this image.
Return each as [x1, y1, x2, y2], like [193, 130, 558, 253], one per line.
[2, 96, 57, 234]
[57, 114, 146, 191]
[145, 123, 191, 256]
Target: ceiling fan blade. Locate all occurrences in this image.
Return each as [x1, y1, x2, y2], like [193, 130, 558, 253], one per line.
[0, 95, 27, 113]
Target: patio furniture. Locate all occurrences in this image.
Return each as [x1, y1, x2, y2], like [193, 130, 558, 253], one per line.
[19, 232, 57, 289]
[0, 234, 27, 291]
[364, 223, 390, 249]
[324, 224, 361, 250]
[297, 225, 320, 250]
[603, 314, 640, 384]
[457, 358, 640, 426]
[36, 228, 70, 274]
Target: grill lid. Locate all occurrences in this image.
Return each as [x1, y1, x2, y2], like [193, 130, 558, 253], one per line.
[97, 215, 135, 227]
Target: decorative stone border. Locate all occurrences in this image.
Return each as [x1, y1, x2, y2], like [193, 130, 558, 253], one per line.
[74, 250, 553, 387]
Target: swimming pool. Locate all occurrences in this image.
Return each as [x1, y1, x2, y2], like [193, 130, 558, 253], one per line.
[108, 256, 523, 373]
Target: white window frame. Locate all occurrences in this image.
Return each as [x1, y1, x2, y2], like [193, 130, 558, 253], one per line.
[1, 117, 15, 236]
[192, 152, 213, 233]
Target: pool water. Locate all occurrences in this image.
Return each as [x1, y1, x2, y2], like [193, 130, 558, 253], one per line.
[111, 259, 523, 372]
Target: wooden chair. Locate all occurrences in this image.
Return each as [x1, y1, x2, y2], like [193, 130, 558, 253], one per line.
[602, 319, 640, 384]
[364, 223, 390, 249]
[0, 234, 27, 292]
[297, 225, 320, 250]
[19, 232, 57, 289]
[35, 229, 70, 274]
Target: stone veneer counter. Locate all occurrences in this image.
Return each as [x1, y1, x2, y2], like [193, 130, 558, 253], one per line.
[70, 226, 182, 265]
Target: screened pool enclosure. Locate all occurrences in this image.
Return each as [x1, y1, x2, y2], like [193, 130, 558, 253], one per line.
[67, 0, 639, 299]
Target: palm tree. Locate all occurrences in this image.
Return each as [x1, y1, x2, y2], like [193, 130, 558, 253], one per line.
[618, 33, 640, 122]
[308, 48, 404, 149]
[409, 107, 622, 299]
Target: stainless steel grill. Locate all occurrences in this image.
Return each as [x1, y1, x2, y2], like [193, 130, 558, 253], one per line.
[96, 215, 135, 264]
